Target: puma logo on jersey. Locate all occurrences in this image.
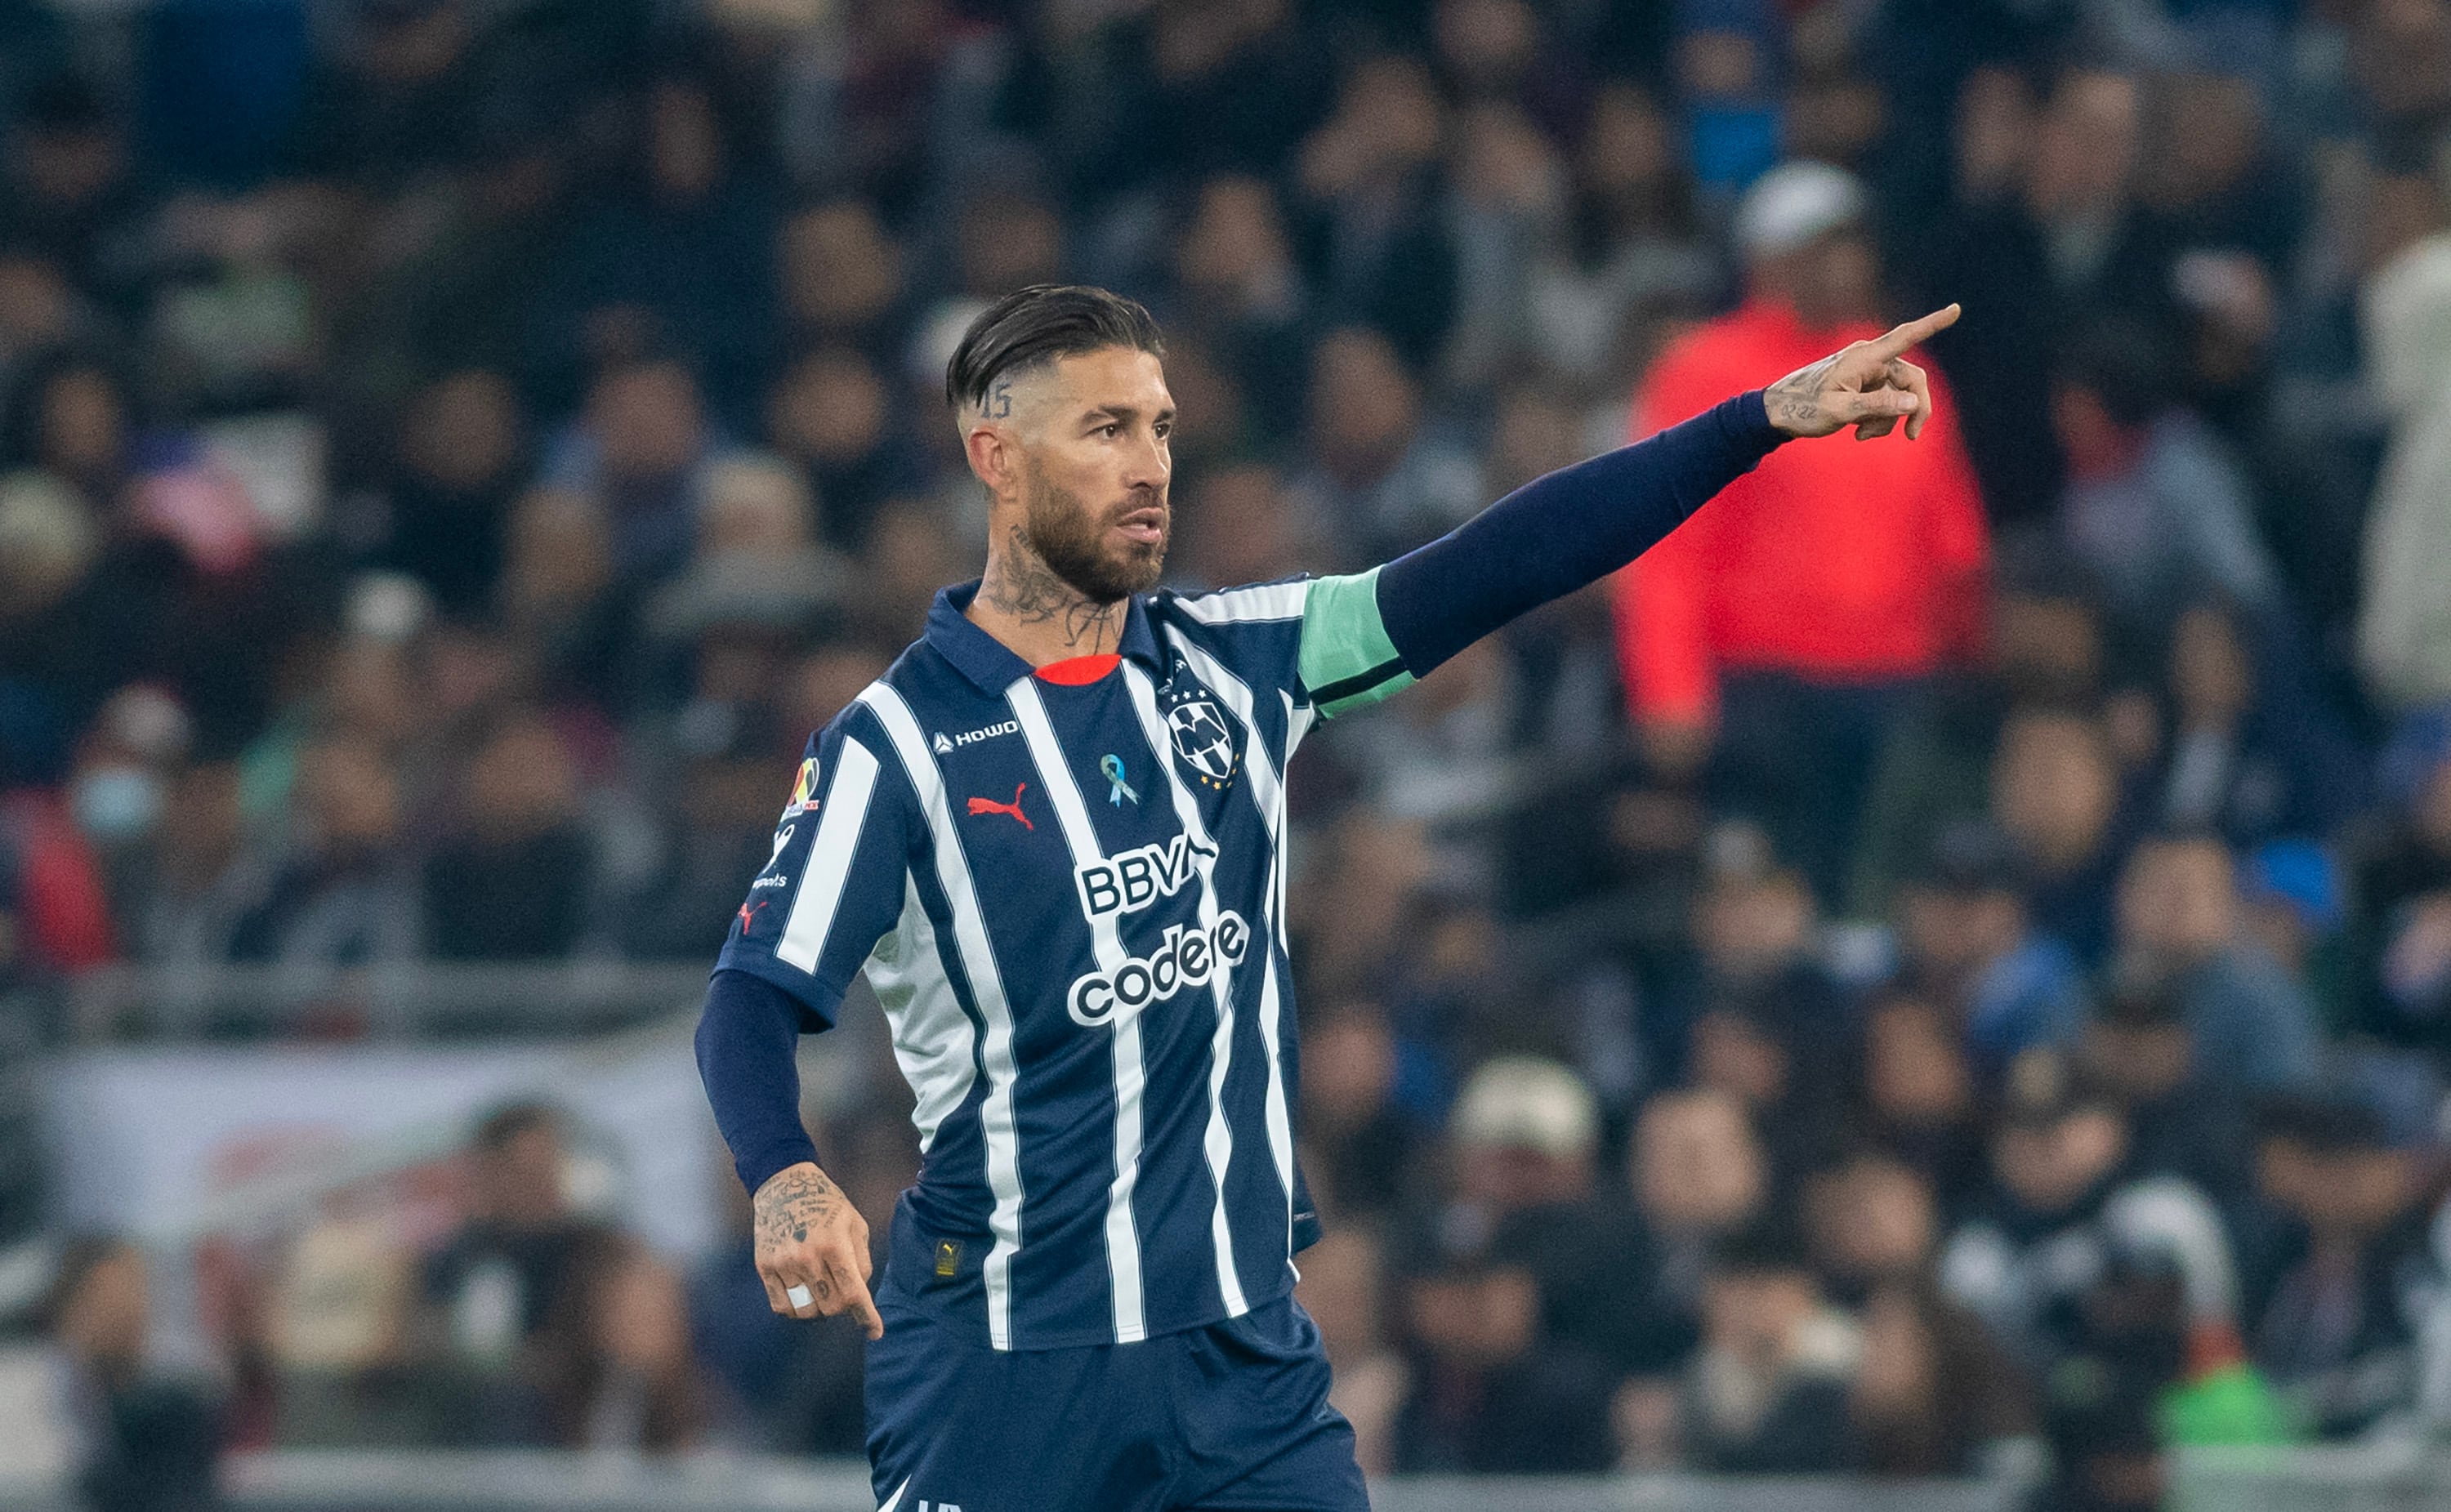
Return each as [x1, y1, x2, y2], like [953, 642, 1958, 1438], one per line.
[966, 784, 1034, 831]
[1075, 833, 1217, 921]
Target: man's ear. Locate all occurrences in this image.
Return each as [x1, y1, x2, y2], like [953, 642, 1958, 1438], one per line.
[964, 421, 1015, 497]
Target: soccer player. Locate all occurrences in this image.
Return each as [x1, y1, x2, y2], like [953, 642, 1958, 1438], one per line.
[696, 284, 1958, 1510]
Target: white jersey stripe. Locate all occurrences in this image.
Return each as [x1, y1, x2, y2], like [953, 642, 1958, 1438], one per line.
[1277, 694, 1308, 952]
[1284, 692, 1319, 765]
[1171, 642, 1299, 1256]
[1174, 580, 1311, 625]
[865, 871, 978, 1155]
[856, 684, 1028, 1350]
[1009, 680, 1149, 1343]
[776, 737, 882, 973]
[1122, 662, 1250, 1318]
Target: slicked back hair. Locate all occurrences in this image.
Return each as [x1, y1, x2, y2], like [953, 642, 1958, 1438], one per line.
[944, 284, 1164, 416]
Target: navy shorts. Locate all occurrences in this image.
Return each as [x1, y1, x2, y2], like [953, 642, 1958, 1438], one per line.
[864, 1291, 1370, 1512]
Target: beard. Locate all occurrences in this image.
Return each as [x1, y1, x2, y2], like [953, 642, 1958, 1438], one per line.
[1020, 459, 1167, 603]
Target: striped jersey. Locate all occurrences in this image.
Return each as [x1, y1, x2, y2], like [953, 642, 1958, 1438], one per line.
[715, 573, 1417, 1351]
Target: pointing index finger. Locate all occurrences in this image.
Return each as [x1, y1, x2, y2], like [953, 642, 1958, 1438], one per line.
[823, 1249, 884, 1340]
[1869, 303, 1961, 359]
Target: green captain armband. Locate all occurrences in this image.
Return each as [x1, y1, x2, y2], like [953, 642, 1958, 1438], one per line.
[1298, 568, 1416, 719]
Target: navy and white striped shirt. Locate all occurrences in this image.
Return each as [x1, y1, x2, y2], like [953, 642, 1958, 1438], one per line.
[717, 576, 1406, 1349]
[699, 392, 1785, 1351]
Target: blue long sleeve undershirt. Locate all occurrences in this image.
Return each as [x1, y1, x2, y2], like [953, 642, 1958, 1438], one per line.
[1374, 390, 1785, 677]
[697, 969, 824, 1196]
[698, 391, 1786, 1197]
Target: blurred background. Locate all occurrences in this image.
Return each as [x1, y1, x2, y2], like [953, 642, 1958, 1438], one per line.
[2, 0, 2451, 1509]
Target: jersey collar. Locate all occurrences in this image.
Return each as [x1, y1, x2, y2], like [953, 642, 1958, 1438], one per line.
[928, 580, 1163, 696]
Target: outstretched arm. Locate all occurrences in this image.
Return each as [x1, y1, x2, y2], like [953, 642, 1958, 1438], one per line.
[1300, 306, 1961, 713]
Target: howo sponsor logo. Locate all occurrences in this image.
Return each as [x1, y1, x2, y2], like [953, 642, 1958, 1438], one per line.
[1075, 833, 1217, 921]
[1067, 912, 1250, 1028]
[932, 720, 1019, 754]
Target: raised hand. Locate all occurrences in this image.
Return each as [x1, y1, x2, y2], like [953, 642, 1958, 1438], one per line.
[1762, 304, 1962, 442]
[752, 1161, 883, 1339]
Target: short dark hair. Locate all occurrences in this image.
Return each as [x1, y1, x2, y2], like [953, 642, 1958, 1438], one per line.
[2057, 318, 2176, 427]
[471, 1100, 562, 1153]
[944, 284, 1163, 413]
[1707, 1217, 1813, 1280]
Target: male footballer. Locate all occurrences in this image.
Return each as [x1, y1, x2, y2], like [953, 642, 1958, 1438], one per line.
[696, 283, 1959, 1510]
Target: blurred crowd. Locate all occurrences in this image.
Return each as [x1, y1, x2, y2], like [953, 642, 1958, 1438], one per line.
[9, 0, 2451, 1502]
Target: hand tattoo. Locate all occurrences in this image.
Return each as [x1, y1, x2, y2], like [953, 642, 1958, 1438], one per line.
[754, 1165, 843, 1251]
[1762, 305, 1958, 439]
[1765, 354, 1845, 436]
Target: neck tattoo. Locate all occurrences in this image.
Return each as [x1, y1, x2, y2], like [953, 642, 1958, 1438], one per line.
[980, 525, 1127, 655]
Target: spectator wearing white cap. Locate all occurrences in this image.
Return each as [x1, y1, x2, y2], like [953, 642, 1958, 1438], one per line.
[1391, 1056, 1645, 1473]
[1611, 159, 1991, 904]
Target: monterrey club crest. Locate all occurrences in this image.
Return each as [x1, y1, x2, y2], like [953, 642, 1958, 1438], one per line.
[1160, 662, 1241, 790]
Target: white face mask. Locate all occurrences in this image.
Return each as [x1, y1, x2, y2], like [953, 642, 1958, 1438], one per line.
[72, 765, 163, 843]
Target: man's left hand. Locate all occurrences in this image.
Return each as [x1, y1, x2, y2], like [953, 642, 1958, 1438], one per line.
[1763, 304, 1961, 442]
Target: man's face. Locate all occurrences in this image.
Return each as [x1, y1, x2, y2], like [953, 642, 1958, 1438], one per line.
[1702, 1270, 1817, 1363]
[994, 347, 1174, 601]
[1993, 713, 2116, 870]
[1998, 1108, 2125, 1215]
[58, 1247, 147, 1369]
[477, 1125, 568, 1229]
[1779, 228, 1879, 329]
[2081, 1020, 2193, 1100]
[1864, 1000, 1971, 1125]
[2294, 1147, 2413, 1237]
[1810, 1158, 1935, 1281]
[1635, 1092, 1766, 1233]
[1900, 886, 2022, 979]
[2117, 839, 2238, 965]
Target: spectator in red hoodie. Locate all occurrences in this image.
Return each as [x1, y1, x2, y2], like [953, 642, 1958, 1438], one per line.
[1614, 162, 1990, 901]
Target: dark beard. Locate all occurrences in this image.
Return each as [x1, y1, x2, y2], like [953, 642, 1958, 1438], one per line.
[1021, 461, 1165, 603]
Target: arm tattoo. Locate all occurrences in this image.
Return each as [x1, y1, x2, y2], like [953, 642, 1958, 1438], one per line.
[754, 1166, 844, 1250]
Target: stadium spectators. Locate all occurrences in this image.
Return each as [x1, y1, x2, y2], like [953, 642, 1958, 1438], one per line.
[2247, 1095, 2451, 1439]
[415, 1103, 614, 1444]
[1391, 1056, 1622, 1471]
[1890, 818, 2090, 1079]
[1938, 1059, 2245, 1382]
[1676, 1221, 1859, 1474]
[1802, 1148, 2034, 1476]
[35, 1236, 224, 1512]
[2112, 830, 2324, 1094]
[8, 0, 2451, 1482]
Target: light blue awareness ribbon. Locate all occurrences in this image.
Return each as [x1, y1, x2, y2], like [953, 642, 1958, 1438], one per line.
[1101, 753, 1140, 806]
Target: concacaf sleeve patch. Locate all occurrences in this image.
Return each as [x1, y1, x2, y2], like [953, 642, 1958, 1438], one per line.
[785, 755, 822, 813]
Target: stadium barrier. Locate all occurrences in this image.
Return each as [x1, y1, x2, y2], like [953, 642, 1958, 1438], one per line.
[1, 1446, 2440, 1512]
[64, 961, 720, 1039]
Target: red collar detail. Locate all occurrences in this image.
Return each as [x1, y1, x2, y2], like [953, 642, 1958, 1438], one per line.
[1035, 653, 1121, 686]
